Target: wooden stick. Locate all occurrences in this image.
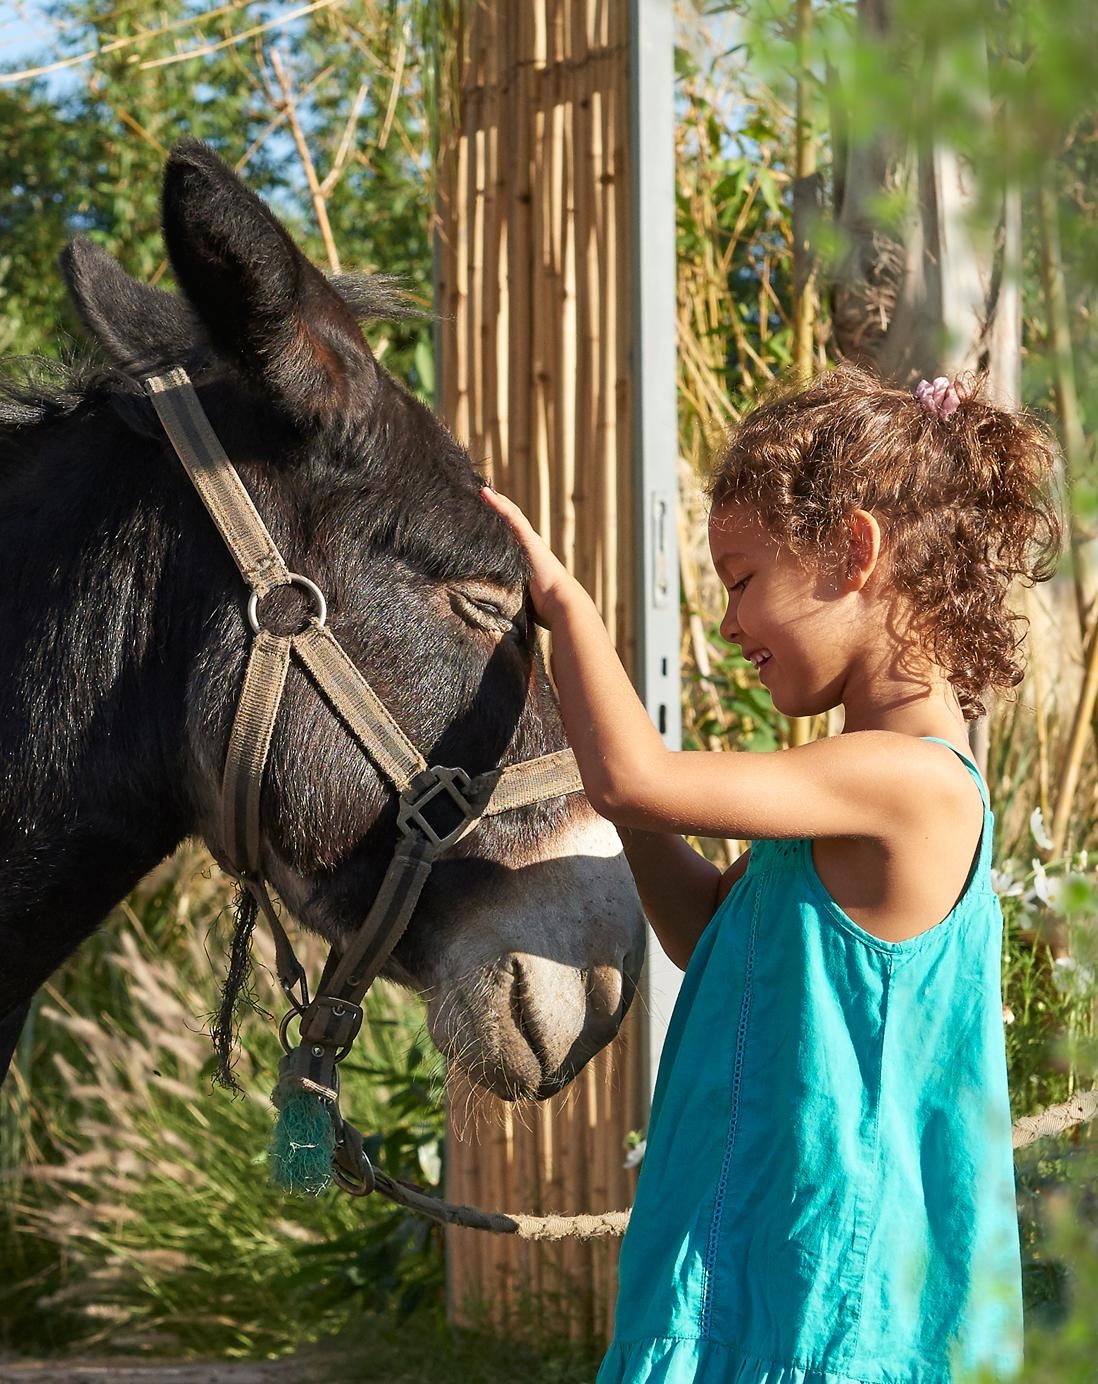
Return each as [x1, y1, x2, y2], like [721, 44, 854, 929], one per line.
[138, 0, 341, 72]
[319, 81, 370, 195]
[270, 48, 342, 274]
[509, 0, 533, 510]
[376, 28, 407, 152]
[792, 0, 817, 381]
[1023, 584, 1052, 828]
[1051, 607, 1098, 858]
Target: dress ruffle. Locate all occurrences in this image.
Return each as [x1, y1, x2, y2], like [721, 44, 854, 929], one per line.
[596, 1337, 954, 1384]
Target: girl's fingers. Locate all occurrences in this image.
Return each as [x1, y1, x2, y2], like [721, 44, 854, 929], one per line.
[480, 483, 580, 628]
[481, 483, 519, 519]
[481, 485, 540, 543]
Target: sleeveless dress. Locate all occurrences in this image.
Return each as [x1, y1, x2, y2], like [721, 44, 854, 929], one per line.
[597, 737, 1023, 1384]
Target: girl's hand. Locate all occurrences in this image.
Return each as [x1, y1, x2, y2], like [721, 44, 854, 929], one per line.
[479, 484, 588, 627]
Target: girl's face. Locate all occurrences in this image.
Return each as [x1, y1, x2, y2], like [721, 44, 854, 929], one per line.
[708, 502, 864, 719]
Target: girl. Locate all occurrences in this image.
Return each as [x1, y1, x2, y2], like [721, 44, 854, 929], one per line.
[480, 364, 1062, 1384]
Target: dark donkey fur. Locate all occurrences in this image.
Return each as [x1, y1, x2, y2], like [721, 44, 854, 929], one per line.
[0, 140, 588, 1086]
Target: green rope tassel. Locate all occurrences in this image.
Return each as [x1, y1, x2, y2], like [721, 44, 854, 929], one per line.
[269, 1082, 336, 1195]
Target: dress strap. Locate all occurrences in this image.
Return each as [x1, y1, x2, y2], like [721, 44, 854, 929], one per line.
[918, 735, 993, 873]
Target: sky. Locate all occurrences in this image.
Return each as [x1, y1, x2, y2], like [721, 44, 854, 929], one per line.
[2, 1, 96, 99]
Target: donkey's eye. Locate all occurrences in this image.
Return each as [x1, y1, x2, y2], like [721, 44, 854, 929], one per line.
[473, 599, 507, 620]
[448, 587, 517, 632]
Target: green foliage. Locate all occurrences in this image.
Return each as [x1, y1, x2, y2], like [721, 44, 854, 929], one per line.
[0, 0, 435, 391]
[996, 850, 1098, 1112]
[681, 634, 781, 754]
[1009, 1138, 1098, 1384]
[675, 20, 796, 439]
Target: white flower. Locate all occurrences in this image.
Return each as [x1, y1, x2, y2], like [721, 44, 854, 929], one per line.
[1002, 1004, 1015, 1025]
[623, 1139, 647, 1169]
[417, 1141, 442, 1186]
[1032, 860, 1065, 911]
[1050, 956, 1097, 1001]
[1030, 808, 1053, 852]
[991, 868, 1024, 898]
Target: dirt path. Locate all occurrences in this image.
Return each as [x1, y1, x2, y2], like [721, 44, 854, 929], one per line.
[0, 1358, 337, 1383]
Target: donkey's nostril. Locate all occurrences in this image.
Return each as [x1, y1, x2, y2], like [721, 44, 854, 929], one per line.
[585, 962, 625, 1038]
[509, 956, 551, 1076]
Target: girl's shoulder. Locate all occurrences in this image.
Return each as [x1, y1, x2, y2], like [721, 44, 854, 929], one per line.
[804, 728, 984, 814]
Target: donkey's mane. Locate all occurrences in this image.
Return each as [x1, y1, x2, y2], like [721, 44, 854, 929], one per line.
[0, 272, 423, 436]
[0, 350, 119, 432]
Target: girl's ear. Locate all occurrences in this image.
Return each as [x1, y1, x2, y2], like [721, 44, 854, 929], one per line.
[846, 509, 881, 589]
[161, 138, 377, 422]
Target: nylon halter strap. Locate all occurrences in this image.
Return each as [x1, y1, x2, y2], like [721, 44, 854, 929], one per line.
[143, 366, 583, 1194]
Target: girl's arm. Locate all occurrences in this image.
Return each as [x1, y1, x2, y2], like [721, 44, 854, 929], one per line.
[616, 828, 722, 970]
[547, 587, 963, 841]
[618, 833, 754, 970]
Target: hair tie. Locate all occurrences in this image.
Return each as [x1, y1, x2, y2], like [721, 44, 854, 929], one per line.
[915, 376, 962, 420]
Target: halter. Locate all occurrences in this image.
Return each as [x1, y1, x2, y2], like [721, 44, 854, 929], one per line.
[143, 367, 584, 1195]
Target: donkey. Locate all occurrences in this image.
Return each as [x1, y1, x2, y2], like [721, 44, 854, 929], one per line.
[0, 139, 645, 1105]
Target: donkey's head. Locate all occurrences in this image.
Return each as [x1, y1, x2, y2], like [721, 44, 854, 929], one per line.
[59, 141, 646, 1100]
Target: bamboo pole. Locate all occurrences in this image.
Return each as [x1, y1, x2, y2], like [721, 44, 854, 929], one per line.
[438, 0, 642, 1335]
[559, 98, 578, 575]
[1022, 584, 1052, 829]
[788, 0, 819, 763]
[574, 3, 595, 599]
[446, 1068, 483, 1317]
[1050, 608, 1098, 861]
[510, 0, 533, 511]
[453, 107, 471, 443]
[1036, 174, 1096, 644]
[607, 35, 626, 664]
[792, 0, 817, 382]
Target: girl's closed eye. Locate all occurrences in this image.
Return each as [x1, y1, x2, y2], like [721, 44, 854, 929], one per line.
[730, 575, 750, 593]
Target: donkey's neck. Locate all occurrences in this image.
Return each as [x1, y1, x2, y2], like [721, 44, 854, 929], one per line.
[0, 402, 199, 1009]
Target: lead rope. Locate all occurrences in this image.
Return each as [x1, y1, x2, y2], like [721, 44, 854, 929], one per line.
[354, 1090, 1098, 1243]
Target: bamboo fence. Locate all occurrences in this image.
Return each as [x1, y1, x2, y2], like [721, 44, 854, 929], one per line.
[435, 0, 645, 1343]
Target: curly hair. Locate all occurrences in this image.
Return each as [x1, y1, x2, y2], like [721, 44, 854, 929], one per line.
[704, 364, 1064, 720]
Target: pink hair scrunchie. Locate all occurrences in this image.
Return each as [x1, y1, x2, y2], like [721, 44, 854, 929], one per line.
[914, 376, 962, 420]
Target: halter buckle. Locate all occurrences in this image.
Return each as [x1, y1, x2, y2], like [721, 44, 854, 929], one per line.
[397, 765, 481, 853]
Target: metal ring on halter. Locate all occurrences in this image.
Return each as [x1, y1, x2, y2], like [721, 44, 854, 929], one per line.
[277, 1007, 354, 1063]
[247, 573, 328, 635]
[278, 1007, 301, 1054]
[332, 1121, 376, 1196]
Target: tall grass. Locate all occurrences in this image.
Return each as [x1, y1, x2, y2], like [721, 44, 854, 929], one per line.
[0, 847, 447, 1359]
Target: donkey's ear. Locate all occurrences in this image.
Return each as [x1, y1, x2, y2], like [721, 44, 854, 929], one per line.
[60, 237, 206, 375]
[161, 139, 376, 421]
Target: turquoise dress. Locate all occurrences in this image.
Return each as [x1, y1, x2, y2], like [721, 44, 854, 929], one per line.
[597, 737, 1023, 1384]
